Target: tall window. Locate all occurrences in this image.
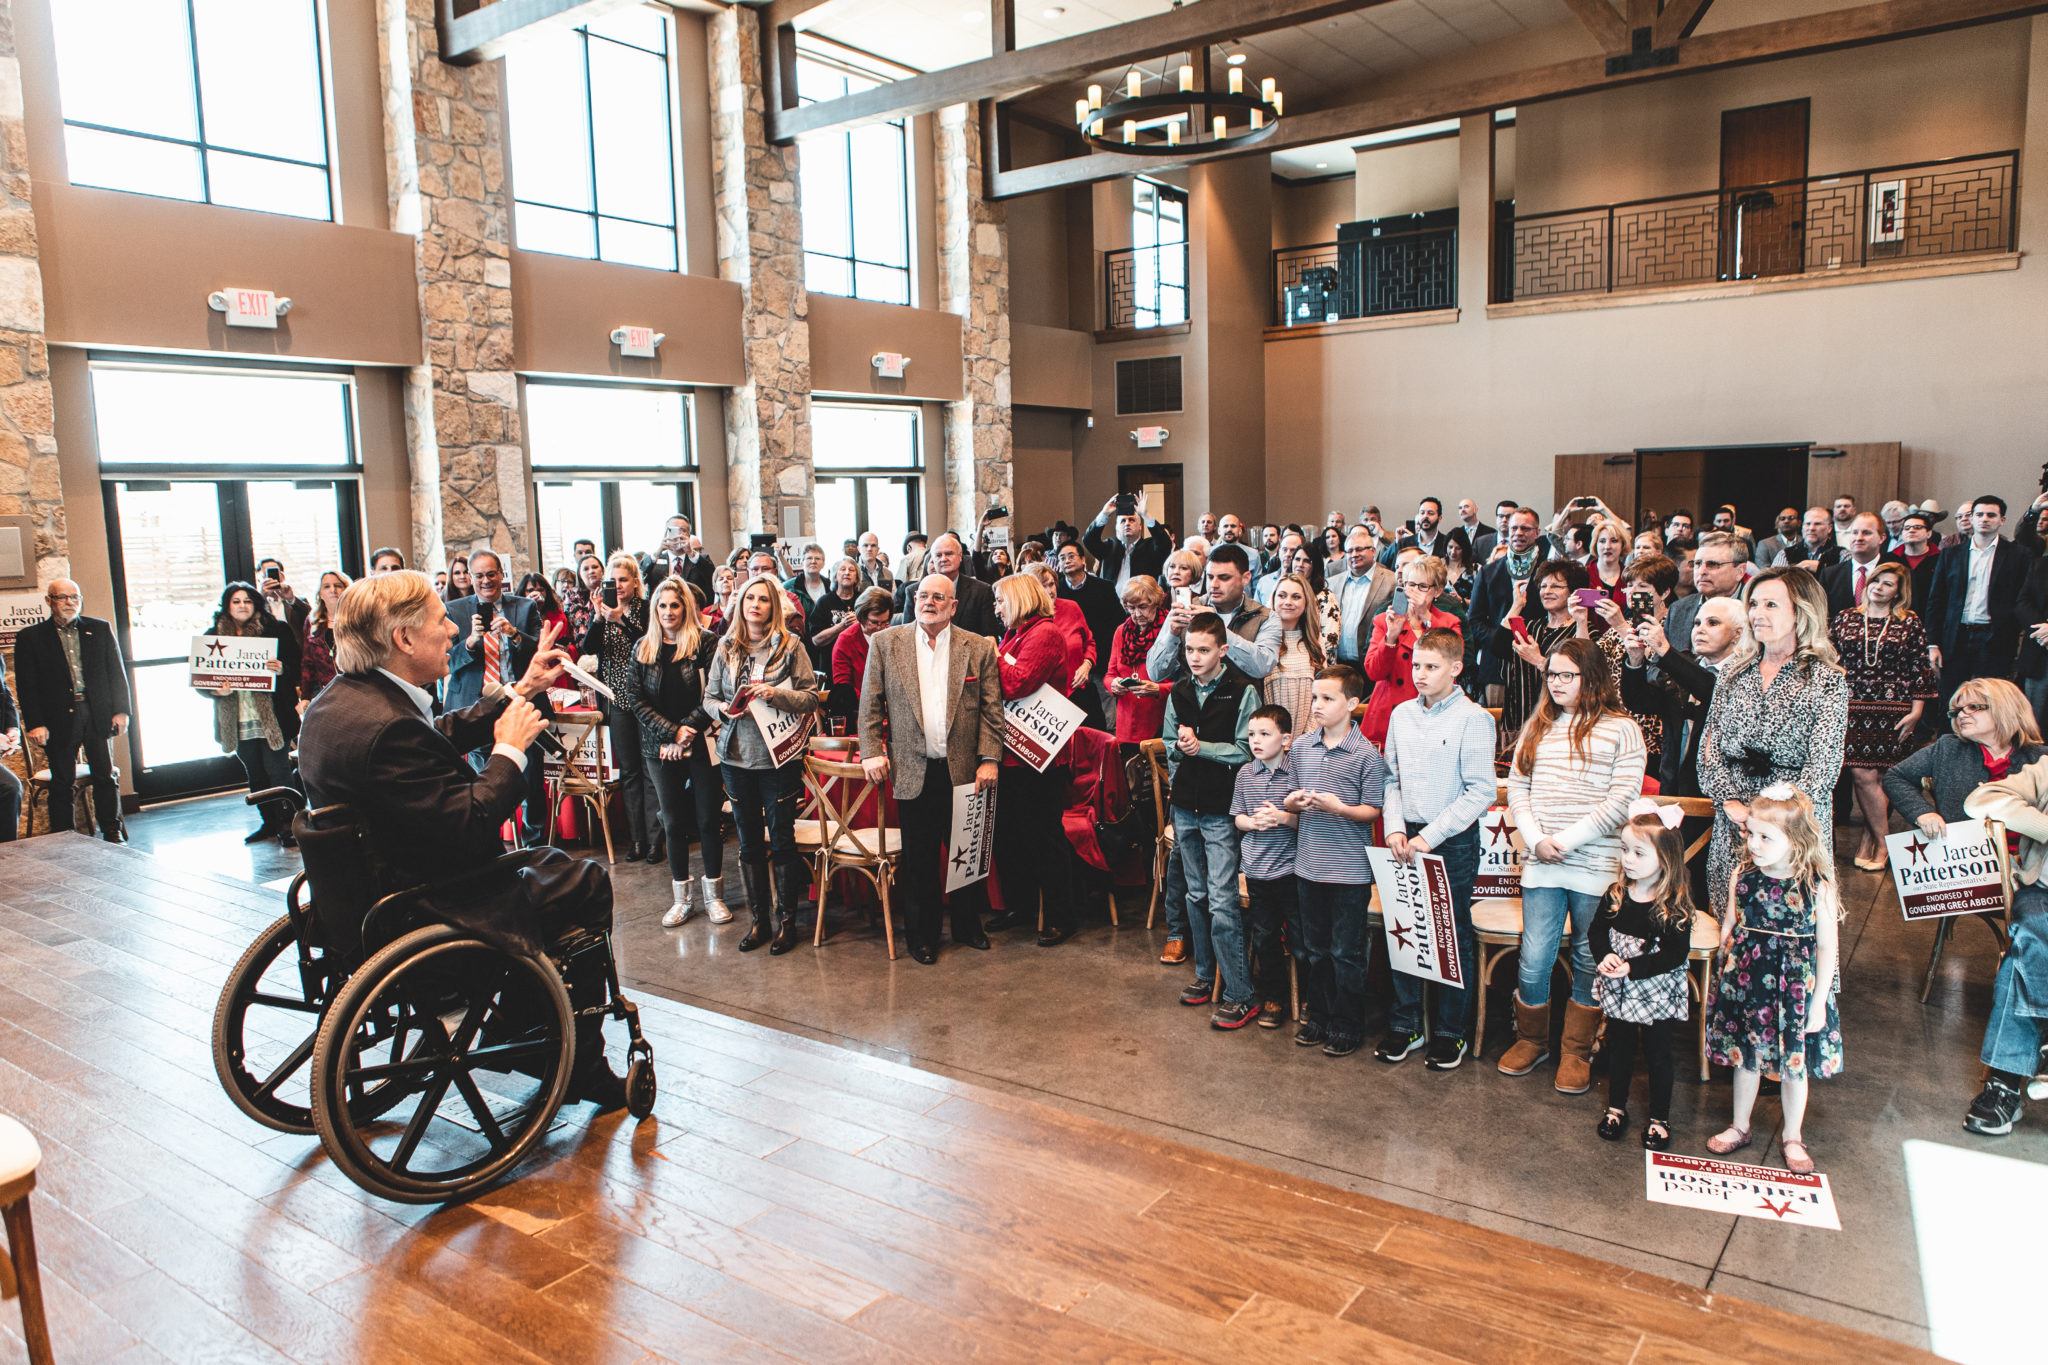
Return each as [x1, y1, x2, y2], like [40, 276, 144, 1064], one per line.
[48, 0, 333, 220]
[526, 381, 695, 569]
[811, 403, 920, 556]
[1132, 179, 1188, 327]
[506, 6, 679, 271]
[797, 55, 911, 305]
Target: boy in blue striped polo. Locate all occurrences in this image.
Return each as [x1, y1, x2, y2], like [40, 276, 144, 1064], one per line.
[1283, 665, 1388, 1057]
[1231, 704, 1300, 1030]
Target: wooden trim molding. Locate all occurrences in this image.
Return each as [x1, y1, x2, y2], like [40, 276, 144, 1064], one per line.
[1485, 251, 2021, 319]
[1263, 309, 1460, 341]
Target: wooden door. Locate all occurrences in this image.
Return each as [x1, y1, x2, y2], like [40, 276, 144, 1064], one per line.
[1807, 442, 1901, 516]
[1119, 463, 1184, 542]
[1720, 100, 1809, 279]
[1554, 453, 1637, 528]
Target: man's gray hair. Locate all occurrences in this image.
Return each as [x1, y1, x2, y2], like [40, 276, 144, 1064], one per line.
[333, 570, 439, 674]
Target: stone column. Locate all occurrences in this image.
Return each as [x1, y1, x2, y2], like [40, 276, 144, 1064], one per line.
[708, 7, 811, 542]
[935, 103, 1011, 534]
[376, 0, 524, 570]
[0, 3, 65, 581]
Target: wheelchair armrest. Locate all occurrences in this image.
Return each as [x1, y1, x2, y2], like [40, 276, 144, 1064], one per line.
[247, 787, 307, 813]
[360, 847, 553, 947]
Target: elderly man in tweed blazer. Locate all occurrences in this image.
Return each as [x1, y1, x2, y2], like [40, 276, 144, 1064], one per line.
[857, 573, 1003, 963]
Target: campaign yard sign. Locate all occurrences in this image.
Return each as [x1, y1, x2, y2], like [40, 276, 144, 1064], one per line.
[749, 698, 813, 768]
[0, 591, 45, 650]
[1475, 805, 1521, 898]
[945, 782, 998, 893]
[1886, 819, 2008, 922]
[1366, 847, 1465, 988]
[189, 634, 279, 691]
[1644, 1151, 1840, 1230]
[1001, 682, 1084, 772]
[543, 717, 619, 783]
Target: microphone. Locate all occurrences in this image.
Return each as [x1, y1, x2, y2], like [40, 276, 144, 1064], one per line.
[481, 677, 566, 757]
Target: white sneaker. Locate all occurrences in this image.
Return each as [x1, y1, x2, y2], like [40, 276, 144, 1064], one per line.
[661, 879, 694, 928]
[703, 875, 733, 924]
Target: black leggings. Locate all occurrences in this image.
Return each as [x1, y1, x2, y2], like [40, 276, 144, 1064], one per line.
[649, 751, 724, 881]
[1604, 1017, 1676, 1120]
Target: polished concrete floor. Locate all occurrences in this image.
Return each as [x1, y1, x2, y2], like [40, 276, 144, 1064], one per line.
[125, 790, 2048, 1357]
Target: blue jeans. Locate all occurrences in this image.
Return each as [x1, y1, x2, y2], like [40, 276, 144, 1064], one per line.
[1174, 808, 1248, 1003]
[1518, 884, 1601, 1008]
[1389, 824, 1481, 1040]
[1163, 831, 1189, 940]
[721, 761, 803, 874]
[1982, 883, 2048, 1076]
[1298, 879, 1371, 1042]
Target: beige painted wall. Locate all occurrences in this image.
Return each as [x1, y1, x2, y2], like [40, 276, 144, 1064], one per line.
[1515, 24, 2029, 214]
[1008, 123, 1074, 328]
[1272, 174, 1352, 250]
[808, 296, 965, 401]
[511, 249, 744, 383]
[1013, 407, 1079, 542]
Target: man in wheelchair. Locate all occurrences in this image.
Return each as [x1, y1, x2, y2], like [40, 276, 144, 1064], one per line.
[297, 569, 630, 1112]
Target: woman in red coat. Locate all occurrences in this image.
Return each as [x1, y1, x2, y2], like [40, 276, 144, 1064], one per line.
[1106, 576, 1170, 748]
[1026, 561, 1101, 727]
[1361, 553, 1462, 747]
[989, 572, 1078, 946]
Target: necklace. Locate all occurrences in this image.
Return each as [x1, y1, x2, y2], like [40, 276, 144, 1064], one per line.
[1858, 611, 1891, 670]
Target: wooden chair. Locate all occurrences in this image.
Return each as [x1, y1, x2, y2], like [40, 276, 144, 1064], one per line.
[1140, 738, 1174, 929]
[0, 1113, 50, 1365]
[545, 712, 617, 862]
[793, 754, 902, 958]
[1919, 816, 2014, 1002]
[22, 737, 122, 838]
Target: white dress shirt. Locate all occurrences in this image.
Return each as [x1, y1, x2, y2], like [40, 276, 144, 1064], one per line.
[1963, 540, 1994, 624]
[915, 624, 953, 759]
[1114, 537, 1137, 595]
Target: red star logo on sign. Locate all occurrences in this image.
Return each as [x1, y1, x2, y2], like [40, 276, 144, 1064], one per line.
[1756, 1196, 1799, 1219]
[1904, 836, 1930, 865]
[1484, 815, 1512, 844]
[1389, 920, 1417, 953]
[205, 639, 228, 657]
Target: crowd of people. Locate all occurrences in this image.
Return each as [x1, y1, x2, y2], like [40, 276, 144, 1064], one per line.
[22, 479, 2048, 1153]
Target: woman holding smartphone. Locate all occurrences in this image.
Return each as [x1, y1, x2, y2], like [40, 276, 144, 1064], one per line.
[580, 552, 658, 863]
[1106, 576, 1171, 749]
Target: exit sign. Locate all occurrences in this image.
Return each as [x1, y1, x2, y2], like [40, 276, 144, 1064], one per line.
[209, 288, 283, 329]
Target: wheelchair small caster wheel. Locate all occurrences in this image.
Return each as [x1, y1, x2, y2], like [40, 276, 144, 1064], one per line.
[626, 1044, 656, 1119]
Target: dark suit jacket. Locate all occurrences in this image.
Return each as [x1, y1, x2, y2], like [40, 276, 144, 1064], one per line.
[0, 653, 18, 734]
[643, 551, 716, 608]
[2011, 552, 2048, 680]
[1080, 517, 1172, 583]
[1820, 557, 1887, 617]
[1378, 527, 1469, 569]
[1466, 526, 1498, 560]
[856, 625, 1002, 801]
[298, 670, 568, 954]
[1620, 649, 1718, 796]
[444, 593, 542, 710]
[1925, 536, 2028, 661]
[1468, 546, 1552, 684]
[1774, 539, 1842, 571]
[1057, 572, 1126, 672]
[14, 614, 130, 735]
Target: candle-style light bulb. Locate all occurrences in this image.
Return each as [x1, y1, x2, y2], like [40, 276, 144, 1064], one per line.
[1123, 120, 1136, 144]
[1213, 113, 1227, 141]
[1272, 89, 1283, 117]
[1228, 68, 1243, 95]
[1075, 98, 1090, 126]
[1261, 77, 1276, 102]
[1178, 65, 1193, 93]
[1251, 108, 1264, 129]
[1126, 70, 1141, 99]
[1087, 84, 1102, 110]
[1167, 120, 1180, 146]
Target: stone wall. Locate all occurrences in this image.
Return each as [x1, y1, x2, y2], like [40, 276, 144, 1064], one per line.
[707, 5, 812, 541]
[377, 0, 524, 570]
[0, 0, 64, 581]
[936, 103, 1011, 534]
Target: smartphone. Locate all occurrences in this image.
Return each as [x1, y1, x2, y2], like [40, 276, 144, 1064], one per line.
[265, 566, 281, 582]
[1625, 590, 1656, 625]
[601, 580, 618, 609]
[477, 601, 495, 630]
[1173, 586, 1195, 610]
[1573, 588, 1607, 612]
[1572, 497, 1595, 510]
[1507, 616, 1530, 642]
[1114, 494, 1136, 517]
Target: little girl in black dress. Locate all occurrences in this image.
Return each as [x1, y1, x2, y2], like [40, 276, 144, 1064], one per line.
[1592, 801, 1696, 1150]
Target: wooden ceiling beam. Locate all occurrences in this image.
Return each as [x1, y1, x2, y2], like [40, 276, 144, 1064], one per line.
[436, 0, 643, 66]
[1562, 0, 1632, 53]
[988, 0, 2048, 198]
[764, 0, 1395, 142]
[1652, 0, 1720, 48]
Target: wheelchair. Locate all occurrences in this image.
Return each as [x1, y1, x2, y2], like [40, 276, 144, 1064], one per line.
[212, 788, 656, 1204]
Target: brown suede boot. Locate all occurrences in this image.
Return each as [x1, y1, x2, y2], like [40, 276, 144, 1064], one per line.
[1496, 996, 1551, 1076]
[1554, 1001, 1602, 1094]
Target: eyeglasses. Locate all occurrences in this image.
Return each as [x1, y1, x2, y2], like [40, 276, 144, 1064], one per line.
[48, 594, 80, 603]
[471, 571, 503, 583]
[914, 592, 952, 604]
[1544, 670, 1582, 682]
[1948, 702, 1990, 718]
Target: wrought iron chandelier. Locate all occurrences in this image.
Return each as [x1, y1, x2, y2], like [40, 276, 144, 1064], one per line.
[1075, 52, 1283, 156]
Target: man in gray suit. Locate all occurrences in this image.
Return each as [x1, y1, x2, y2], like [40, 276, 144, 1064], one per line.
[444, 548, 549, 842]
[859, 574, 1003, 963]
[1660, 532, 1748, 679]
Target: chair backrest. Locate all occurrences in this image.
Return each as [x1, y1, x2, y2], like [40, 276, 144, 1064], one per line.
[1651, 794, 1716, 862]
[292, 804, 378, 959]
[802, 754, 893, 861]
[552, 715, 612, 795]
[1138, 738, 1170, 839]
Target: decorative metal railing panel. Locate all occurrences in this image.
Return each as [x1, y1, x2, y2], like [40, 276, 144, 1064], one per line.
[1271, 226, 1457, 327]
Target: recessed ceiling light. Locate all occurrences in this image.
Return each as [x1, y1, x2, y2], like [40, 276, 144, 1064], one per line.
[1041, 5, 1066, 16]
[1226, 52, 1247, 66]
[1315, 162, 1328, 169]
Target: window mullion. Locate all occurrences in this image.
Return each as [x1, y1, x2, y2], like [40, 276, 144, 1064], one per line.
[581, 28, 602, 254]
[182, 0, 212, 204]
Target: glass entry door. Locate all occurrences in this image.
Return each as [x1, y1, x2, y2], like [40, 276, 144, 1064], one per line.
[105, 478, 361, 801]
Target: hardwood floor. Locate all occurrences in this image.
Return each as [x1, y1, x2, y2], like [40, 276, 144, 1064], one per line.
[0, 834, 1928, 1363]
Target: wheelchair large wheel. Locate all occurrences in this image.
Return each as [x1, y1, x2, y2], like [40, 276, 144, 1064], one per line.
[212, 912, 333, 1133]
[310, 924, 574, 1204]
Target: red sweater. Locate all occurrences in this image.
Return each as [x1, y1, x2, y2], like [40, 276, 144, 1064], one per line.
[998, 616, 1073, 766]
[1360, 607, 1462, 747]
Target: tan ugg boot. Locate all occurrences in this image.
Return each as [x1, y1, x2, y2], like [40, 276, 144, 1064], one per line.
[1554, 1001, 1602, 1094]
[1496, 996, 1551, 1076]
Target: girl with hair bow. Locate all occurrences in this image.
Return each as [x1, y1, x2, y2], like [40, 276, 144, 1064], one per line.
[1591, 798, 1697, 1150]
